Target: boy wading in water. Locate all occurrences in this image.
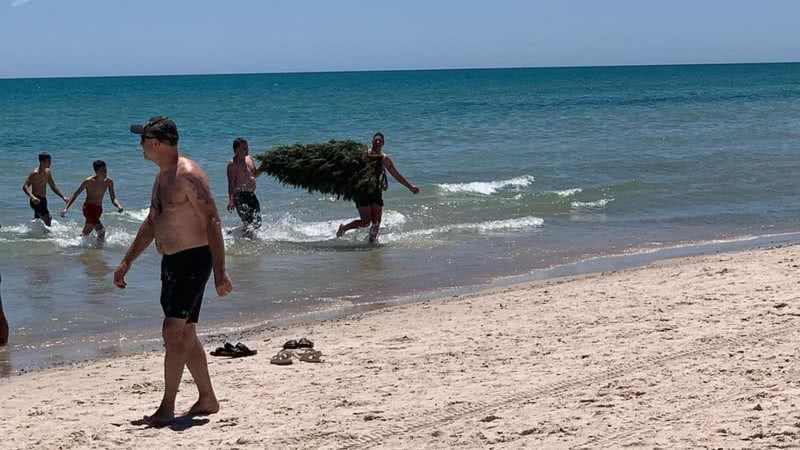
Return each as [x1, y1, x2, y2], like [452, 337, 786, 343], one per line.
[337, 132, 419, 243]
[22, 152, 68, 227]
[226, 137, 263, 238]
[61, 160, 123, 243]
[115, 116, 233, 426]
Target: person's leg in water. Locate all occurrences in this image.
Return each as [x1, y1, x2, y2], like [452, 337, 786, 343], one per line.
[368, 203, 383, 243]
[81, 221, 94, 237]
[184, 322, 219, 415]
[234, 192, 262, 239]
[31, 197, 52, 228]
[0, 275, 8, 347]
[146, 317, 190, 426]
[94, 222, 106, 243]
[337, 205, 372, 237]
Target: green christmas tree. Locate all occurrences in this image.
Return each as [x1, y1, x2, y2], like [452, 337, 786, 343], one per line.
[255, 140, 385, 202]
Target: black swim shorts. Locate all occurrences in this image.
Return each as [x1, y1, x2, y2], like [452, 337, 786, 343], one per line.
[233, 191, 262, 229]
[30, 197, 49, 220]
[160, 246, 212, 323]
[355, 192, 384, 208]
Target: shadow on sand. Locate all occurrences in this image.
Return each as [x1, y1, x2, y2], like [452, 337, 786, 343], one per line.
[128, 415, 211, 432]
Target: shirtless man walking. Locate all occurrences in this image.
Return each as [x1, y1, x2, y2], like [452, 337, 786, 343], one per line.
[226, 137, 263, 237]
[22, 152, 68, 226]
[61, 160, 124, 242]
[114, 116, 233, 426]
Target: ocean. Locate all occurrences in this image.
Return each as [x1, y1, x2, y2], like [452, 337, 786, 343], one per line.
[1, 63, 799, 374]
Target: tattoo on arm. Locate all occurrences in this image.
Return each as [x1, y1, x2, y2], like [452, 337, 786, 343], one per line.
[188, 175, 212, 205]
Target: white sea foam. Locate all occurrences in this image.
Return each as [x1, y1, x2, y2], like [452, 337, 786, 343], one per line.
[553, 188, 583, 197]
[571, 198, 613, 209]
[437, 175, 534, 195]
[1, 219, 135, 249]
[226, 210, 409, 243]
[384, 216, 543, 242]
[120, 208, 150, 222]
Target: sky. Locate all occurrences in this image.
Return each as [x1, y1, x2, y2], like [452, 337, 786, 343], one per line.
[1, 0, 799, 78]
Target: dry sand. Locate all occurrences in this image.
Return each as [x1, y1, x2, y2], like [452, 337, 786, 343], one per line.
[2, 245, 800, 449]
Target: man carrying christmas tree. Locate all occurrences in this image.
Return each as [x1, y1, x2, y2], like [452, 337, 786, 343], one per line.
[337, 132, 419, 243]
[226, 137, 263, 237]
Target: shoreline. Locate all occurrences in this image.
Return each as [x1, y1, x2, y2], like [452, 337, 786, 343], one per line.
[2, 241, 799, 448]
[3, 230, 800, 377]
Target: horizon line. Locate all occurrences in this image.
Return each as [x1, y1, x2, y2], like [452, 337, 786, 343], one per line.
[1, 60, 798, 81]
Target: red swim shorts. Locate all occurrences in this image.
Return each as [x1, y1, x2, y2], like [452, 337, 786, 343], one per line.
[82, 203, 103, 225]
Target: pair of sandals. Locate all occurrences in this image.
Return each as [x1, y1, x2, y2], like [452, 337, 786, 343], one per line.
[270, 348, 322, 365]
[210, 342, 258, 358]
[270, 338, 322, 365]
[282, 337, 314, 349]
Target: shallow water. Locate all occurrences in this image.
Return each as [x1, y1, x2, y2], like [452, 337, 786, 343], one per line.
[1, 63, 799, 372]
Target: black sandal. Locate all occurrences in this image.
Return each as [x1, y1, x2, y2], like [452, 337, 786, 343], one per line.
[210, 342, 239, 357]
[235, 342, 258, 357]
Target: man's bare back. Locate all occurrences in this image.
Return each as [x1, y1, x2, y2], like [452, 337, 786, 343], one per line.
[151, 157, 211, 255]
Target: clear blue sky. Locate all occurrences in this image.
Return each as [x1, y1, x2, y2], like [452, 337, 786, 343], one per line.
[1, 0, 798, 78]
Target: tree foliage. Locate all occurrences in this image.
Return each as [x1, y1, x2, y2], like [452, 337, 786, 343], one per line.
[255, 140, 384, 202]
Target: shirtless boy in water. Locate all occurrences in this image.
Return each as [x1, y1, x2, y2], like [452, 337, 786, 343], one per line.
[61, 160, 123, 242]
[22, 152, 68, 226]
[226, 137, 263, 237]
[115, 116, 232, 426]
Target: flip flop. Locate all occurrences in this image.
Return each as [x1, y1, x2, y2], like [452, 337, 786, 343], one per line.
[298, 350, 323, 363]
[210, 347, 238, 357]
[297, 338, 314, 349]
[210, 343, 239, 357]
[283, 339, 299, 349]
[270, 349, 294, 365]
[235, 342, 258, 357]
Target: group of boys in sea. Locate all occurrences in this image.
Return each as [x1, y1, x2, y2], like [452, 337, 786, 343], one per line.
[1, 116, 419, 425]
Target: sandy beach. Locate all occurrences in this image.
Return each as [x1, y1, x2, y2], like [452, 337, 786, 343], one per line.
[2, 244, 799, 449]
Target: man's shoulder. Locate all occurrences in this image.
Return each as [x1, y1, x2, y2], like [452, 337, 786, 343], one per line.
[178, 157, 208, 179]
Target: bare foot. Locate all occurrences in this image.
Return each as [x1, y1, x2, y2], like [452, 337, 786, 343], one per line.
[187, 397, 220, 416]
[144, 404, 175, 427]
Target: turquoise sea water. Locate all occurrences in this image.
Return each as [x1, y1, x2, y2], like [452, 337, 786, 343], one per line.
[0, 63, 799, 372]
